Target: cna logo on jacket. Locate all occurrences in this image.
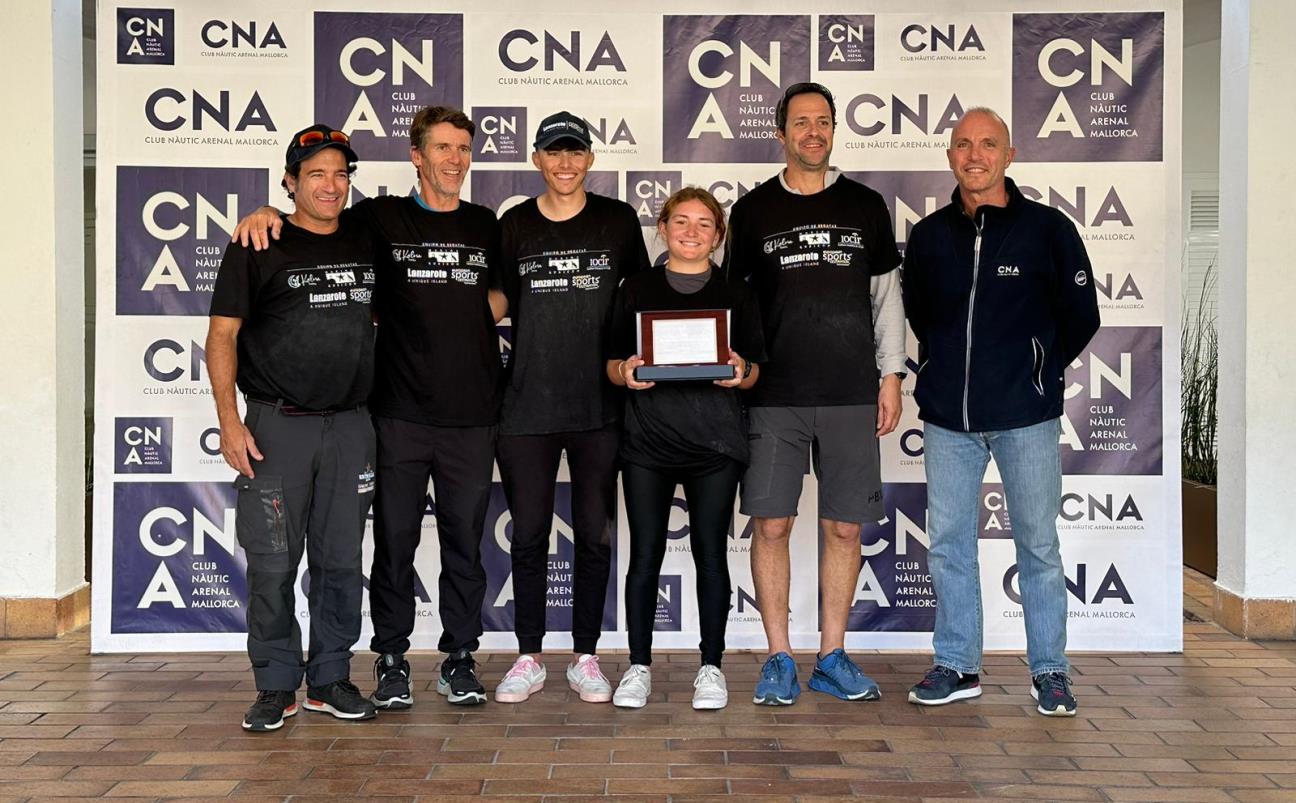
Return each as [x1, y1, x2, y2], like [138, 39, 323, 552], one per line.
[1012, 12, 1164, 162]
[470, 170, 618, 217]
[627, 171, 684, 226]
[314, 12, 464, 161]
[118, 8, 174, 65]
[115, 166, 268, 315]
[198, 19, 288, 59]
[116, 166, 268, 316]
[111, 482, 247, 634]
[472, 106, 527, 163]
[845, 170, 954, 247]
[115, 417, 173, 474]
[663, 15, 811, 163]
[655, 575, 684, 631]
[1061, 326, 1162, 476]
[818, 15, 874, 71]
[846, 484, 936, 633]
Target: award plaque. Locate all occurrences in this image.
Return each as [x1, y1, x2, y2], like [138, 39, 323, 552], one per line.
[634, 309, 735, 381]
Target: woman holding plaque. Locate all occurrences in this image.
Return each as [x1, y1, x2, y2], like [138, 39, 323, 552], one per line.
[605, 187, 765, 710]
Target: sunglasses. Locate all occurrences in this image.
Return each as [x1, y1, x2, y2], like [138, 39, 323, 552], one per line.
[297, 129, 350, 147]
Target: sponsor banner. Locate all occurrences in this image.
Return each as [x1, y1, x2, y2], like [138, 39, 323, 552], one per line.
[847, 483, 937, 633]
[873, 13, 1008, 73]
[1012, 12, 1165, 162]
[846, 170, 954, 247]
[469, 169, 619, 217]
[473, 106, 529, 163]
[111, 482, 247, 634]
[116, 166, 268, 316]
[1062, 326, 1162, 475]
[114, 417, 174, 475]
[117, 8, 175, 65]
[314, 12, 464, 161]
[481, 483, 618, 634]
[662, 15, 811, 163]
[817, 15, 875, 72]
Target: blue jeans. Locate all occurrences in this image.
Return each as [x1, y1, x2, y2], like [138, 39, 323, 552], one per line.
[924, 419, 1068, 677]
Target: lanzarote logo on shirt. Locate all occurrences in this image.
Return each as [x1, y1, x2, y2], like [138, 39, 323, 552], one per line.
[1061, 326, 1162, 475]
[472, 106, 527, 163]
[1012, 12, 1164, 162]
[818, 15, 874, 71]
[118, 8, 174, 65]
[469, 170, 618, 217]
[627, 171, 684, 226]
[314, 12, 464, 161]
[662, 15, 811, 163]
[846, 483, 936, 633]
[111, 482, 247, 634]
[480, 484, 617, 633]
[116, 166, 268, 316]
[115, 417, 173, 475]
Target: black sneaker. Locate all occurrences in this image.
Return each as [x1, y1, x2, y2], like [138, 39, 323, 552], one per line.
[241, 689, 298, 731]
[303, 678, 377, 720]
[908, 666, 982, 706]
[437, 648, 486, 705]
[1032, 672, 1077, 717]
[372, 653, 414, 710]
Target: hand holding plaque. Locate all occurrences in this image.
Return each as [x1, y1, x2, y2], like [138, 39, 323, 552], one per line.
[634, 309, 735, 382]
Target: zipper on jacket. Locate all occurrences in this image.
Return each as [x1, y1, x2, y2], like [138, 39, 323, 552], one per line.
[963, 216, 983, 431]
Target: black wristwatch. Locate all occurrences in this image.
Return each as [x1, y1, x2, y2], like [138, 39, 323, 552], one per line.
[743, 359, 756, 379]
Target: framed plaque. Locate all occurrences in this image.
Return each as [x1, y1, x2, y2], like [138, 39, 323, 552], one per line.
[634, 309, 735, 381]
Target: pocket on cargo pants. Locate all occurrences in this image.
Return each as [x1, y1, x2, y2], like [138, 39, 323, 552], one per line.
[235, 475, 289, 555]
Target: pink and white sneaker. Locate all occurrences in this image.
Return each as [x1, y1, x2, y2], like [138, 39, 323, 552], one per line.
[494, 655, 547, 703]
[566, 654, 612, 703]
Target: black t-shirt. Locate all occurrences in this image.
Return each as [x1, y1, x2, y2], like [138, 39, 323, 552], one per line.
[609, 267, 767, 472]
[723, 176, 901, 407]
[347, 196, 503, 427]
[499, 193, 651, 435]
[209, 217, 376, 411]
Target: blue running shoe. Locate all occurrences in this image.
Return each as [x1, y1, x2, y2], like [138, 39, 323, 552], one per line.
[752, 652, 801, 705]
[809, 649, 881, 701]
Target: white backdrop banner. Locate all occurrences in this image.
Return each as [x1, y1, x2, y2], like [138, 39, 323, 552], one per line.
[93, 0, 1183, 653]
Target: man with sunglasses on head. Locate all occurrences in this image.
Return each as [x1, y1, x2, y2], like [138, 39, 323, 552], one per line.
[723, 83, 906, 706]
[233, 107, 507, 709]
[490, 111, 650, 706]
[209, 124, 378, 731]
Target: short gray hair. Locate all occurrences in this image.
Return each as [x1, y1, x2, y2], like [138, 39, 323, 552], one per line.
[951, 106, 1011, 147]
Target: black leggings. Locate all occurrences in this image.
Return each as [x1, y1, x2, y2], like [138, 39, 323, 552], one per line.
[622, 458, 743, 667]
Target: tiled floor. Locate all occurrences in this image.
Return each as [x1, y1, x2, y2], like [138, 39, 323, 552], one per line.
[2, 569, 1294, 802]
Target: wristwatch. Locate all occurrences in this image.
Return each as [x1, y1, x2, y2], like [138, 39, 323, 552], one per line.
[743, 359, 756, 379]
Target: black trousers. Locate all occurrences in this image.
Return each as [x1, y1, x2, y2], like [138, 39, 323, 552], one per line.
[622, 458, 742, 668]
[368, 416, 495, 656]
[237, 403, 375, 690]
[496, 425, 618, 655]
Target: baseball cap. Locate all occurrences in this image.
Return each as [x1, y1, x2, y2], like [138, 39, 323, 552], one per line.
[533, 111, 592, 150]
[284, 124, 359, 170]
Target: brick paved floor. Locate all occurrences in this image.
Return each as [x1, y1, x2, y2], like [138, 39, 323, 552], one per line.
[1, 568, 1294, 801]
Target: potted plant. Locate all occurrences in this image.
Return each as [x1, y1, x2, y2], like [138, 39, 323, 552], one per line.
[1181, 264, 1217, 577]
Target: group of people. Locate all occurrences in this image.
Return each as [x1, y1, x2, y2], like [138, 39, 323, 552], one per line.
[206, 81, 1099, 733]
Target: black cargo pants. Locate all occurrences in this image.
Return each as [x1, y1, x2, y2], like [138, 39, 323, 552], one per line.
[235, 401, 375, 691]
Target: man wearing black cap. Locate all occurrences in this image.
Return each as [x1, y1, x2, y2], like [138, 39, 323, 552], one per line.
[491, 111, 650, 705]
[723, 83, 906, 706]
[232, 107, 507, 709]
[208, 124, 378, 730]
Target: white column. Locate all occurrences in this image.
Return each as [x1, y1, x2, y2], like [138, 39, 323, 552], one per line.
[1215, 0, 1296, 637]
[0, 0, 86, 635]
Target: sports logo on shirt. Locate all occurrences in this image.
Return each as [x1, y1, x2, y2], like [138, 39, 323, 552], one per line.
[519, 260, 542, 276]
[286, 273, 320, 289]
[763, 236, 792, 254]
[799, 231, 830, 246]
[349, 287, 373, 303]
[839, 232, 864, 248]
[587, 255, 612, 270]
[450, 268, 479, 285]
[550, 257, 580, 272]
[822, 250, 851, 267]
[325, 269, 356, 285]
[428, 249, 459, 264]
[572, 275, 600, 291]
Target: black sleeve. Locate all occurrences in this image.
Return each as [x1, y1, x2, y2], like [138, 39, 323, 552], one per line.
[498, 211, 521, 311]
[341, 196, 375, 230]
[731, 283, 767, 364]
[607, 281, 637, 361]
[901, 222, 927, 346]
[1051, 214, 1101, 366]
[619, 204, 651, 284]
[721, 200, 752, 285]
[868, 192, 902, 276]
[209, 241, 255, 319]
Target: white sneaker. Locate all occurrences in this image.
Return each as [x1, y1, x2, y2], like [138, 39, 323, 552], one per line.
[495, 655, 546, 703]
[566, 654, 612, 703]
[613, 664, 652, 708]
[692, 665, 728, 710]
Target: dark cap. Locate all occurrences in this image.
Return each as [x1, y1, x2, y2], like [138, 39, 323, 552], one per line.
[284, 123, 359, 170]
[533, 111, 592, 150]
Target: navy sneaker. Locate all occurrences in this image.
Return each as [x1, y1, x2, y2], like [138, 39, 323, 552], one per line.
[1032, 672, 1077, 717]
[808, 648, 881, 701]
[752, 652, 801, 706]
[908, 665, 982, 706]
